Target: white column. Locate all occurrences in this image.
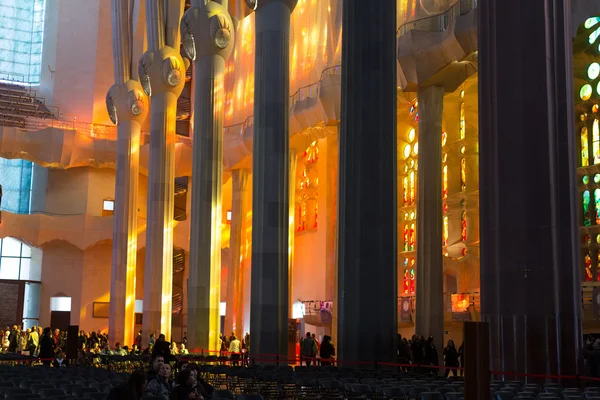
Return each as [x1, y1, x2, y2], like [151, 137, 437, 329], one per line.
[140, 0, 186, 343]
[181, 0, 237, 353]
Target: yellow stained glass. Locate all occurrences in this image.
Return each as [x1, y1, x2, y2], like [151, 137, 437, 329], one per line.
[594, 120, 600, 165]
[459, 102, 466, 139]
[409, 171, 415, 206]
[403, 144, 411, 159]
[589, 63, 600, 80]
[460, 158, 466, 191]
[408, 128, 416, 143]
[443, 216, 449, 247]
[413, 142, 419, 155]
[442, 165, 448, 199]
[582, 127, 590, 167]
[442, 131, 447, 147]
[581, 84, 593, 101]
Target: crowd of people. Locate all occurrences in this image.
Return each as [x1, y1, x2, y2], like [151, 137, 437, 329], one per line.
[397, 334, 464, 377]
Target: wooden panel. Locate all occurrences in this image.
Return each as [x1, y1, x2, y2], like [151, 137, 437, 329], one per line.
[0, 281, 21, 327]
[93, 302, 110, 318]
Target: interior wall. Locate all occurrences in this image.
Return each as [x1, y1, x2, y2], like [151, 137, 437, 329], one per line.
[79, 241, 112, 334]
[39, 240, 84, 328]
[91, 0, 114, 125]
[38, 0, 60, 104]
[85, 168, 117, 216]
[51, 0, 101, 121]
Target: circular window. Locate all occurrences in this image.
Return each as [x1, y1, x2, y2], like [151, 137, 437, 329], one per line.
[403, 144, 411, 159]
[584, 175, 590, 184]
[413, 142, 419, 155]
[460, 146, 466, 154]
[581, 84, 593, 101]
[594, 173, 600, 183]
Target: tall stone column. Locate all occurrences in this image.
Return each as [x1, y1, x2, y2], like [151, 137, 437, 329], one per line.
[107, 0, 149, 347]
[479, 0, 581, 376]
[139, 0, 186, 343]
[248, 0, 297, 359]
[288, 149, 297, 316]
[230, 169, 250, 337]
[181, 0, 237, 353]
[415, 86, 444, 357]
[336, 0, 397, 364]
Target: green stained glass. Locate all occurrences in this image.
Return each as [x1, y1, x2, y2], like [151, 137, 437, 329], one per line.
[582, 84, 593, 101]
[590, 63, 600, 80]
[585, 17, 600, 29]
[595, 189, 600, 224]
[584, 190, 592, 226]
[0, 0, 46, 84]
[584, 175, 590, 184]
[595, 174, 600, 183]
[590, 27, 600, 44]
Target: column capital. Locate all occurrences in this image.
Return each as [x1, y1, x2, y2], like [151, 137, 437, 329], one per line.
[245, 0, 297, 13]
[106, 80, 149, 126]
[138, 46, 188, 98]
[181, 1, 238, 62]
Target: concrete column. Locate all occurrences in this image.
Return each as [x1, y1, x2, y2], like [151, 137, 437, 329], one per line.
[181, 0, 237, 353]
[140, 0, 186, 343]
[248, 0, 297, 359]
[229, 169, 249, 338]
[479, 0, 581, 376]
[107, 0, 149, 347]
[336, 0, 397, 364]
[415, 86, 444, 358]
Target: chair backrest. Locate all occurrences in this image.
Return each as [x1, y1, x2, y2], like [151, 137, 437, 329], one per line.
[445, 392, 463, 400]
[419, 392, 444, 400]
[213, 389, 235, 400]
[4, 387, 33, 397]
[39, 387, 67, 397]
[72, 386, 100, 397]
[237, 395, 265, 400]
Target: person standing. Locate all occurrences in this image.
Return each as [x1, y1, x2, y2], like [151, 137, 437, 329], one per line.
[39, 327, 55, 366]
[300, 332, 317, 366]
[229, 335, 241, 366]
[319, 336, 335, 366]
[444, 340, 459, 377]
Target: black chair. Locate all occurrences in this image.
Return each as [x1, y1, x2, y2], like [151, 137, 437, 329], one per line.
[419, 392, 443, 400]
[140, 396, 166, 400]
[30, 385, 55, 395]
[87, 384, 110, 395]
[83, 393, 108, 400]
[212, 390, 234, 400]
[445, 392, 463, 400]
[71, 387, 98, 398]
[237, 395, 264, 400]
[38, 388, 66, 398]
[495, 392, 515, 400]
[4, 388, 33, 398]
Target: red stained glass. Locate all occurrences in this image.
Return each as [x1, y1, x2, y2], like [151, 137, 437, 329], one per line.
[409, 268, 415, 294]
[409, 224, 415, 251]
[403, 225, 409, 252]
[403, 270, 409, 294]
[461, 211, 467, 242]
[586, 252, 593, 282]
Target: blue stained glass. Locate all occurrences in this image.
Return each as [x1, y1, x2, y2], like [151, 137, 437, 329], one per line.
[584, 190, 592, 226]
[0, 0, 46, 84]
[0, 158, 33, 214]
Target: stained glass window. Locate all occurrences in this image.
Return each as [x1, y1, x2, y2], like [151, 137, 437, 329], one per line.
[584, 190, 592, 226]
[409, 268, 415, 294]
[0, 0, 46, 84]
[0, 159, 33, 214]
[403, 225, 409, 252]
[461, 211, 467, 242]
[585, 251, 593, 281]
[595, 189, 600, 224]
[586, 16, 600, 47]
[459, 102, 465, 139]
[409, 171, 415, 206]
[582, 84, 594, 101]
[584, 175, 590, 184]
[403, 270, 409, 294]
[460, 158, 466, 192]
[442, 165, 448, 199]
[594, 120, 600, 164]
[597, 251, 600, 281]
[409, 224, 415, 251]
[403, 176, 408, 206]
[443, 216, 449, 246]
[441, 131, 447, 147]
[582, 127, 590, 166]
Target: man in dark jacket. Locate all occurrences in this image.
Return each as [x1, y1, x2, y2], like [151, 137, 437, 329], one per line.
[8, 325, 19, 352]
[152, 334, 172, 363]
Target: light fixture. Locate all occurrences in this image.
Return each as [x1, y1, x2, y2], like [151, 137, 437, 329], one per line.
[226, 210, 232, 221]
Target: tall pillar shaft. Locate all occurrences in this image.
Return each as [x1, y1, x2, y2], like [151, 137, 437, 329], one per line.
[143, 93, 177, 341]
[288, 149, 297, 316]
[415, 86, 444, 354]
[188, 55, 226, 352]
[336, 0, 397, 364]
[109, 119, 141, 347]
[250, 0, 296, 359]
[229, 169, 249, 337]
[478, 0, 581, 375]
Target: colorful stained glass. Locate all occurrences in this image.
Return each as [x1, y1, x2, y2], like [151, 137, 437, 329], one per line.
[584, 190, 592, 226]
[596, 174, 600, 183]
[403, 270, 409, 294]
[590, 63, 600, 80]
[403, 176, 408, 205]
[403, 144, 411, 159]
[305, 141, 319, 164]
[585, 251, 593, 282]
[594, 120, 600, 164]
[594, 189, 600, 225]
[409, 223, 415, 251]
[413, 142, 419, 155]
[584, 175, 590, 184]
[582, 84, 593, 101]
[441, 131, 447, 147]
[408, 128, 416, 142]
[314, 202, 318, 228]
[443, 216, 449, 246]
[582, 127, 590, 166]
[409, 268, 415, 294]
[442, 165, 448, 199]
[461, 211, 467, 242]
[409, 171, 415, 206]
[403, 225, 409, 252]
[460, 158, 466, 191]
[459, 102, 466, 139]
[597, 251, 600, 281]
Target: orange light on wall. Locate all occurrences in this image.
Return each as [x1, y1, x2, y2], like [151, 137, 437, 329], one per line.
[443, 216, 449, 247]
[461, 211, 467, 242]
[442, 165, 448, 199]
[586, 251, 593, 281]
[460, 158, 466, 192]
[451, 294, 469, 313]
[403, 176, 409, 206]
[409, 223, 415, 251]
[409, 170, 415, 205]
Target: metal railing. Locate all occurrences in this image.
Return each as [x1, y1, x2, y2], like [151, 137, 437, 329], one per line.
[396, 0, 477, 38]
